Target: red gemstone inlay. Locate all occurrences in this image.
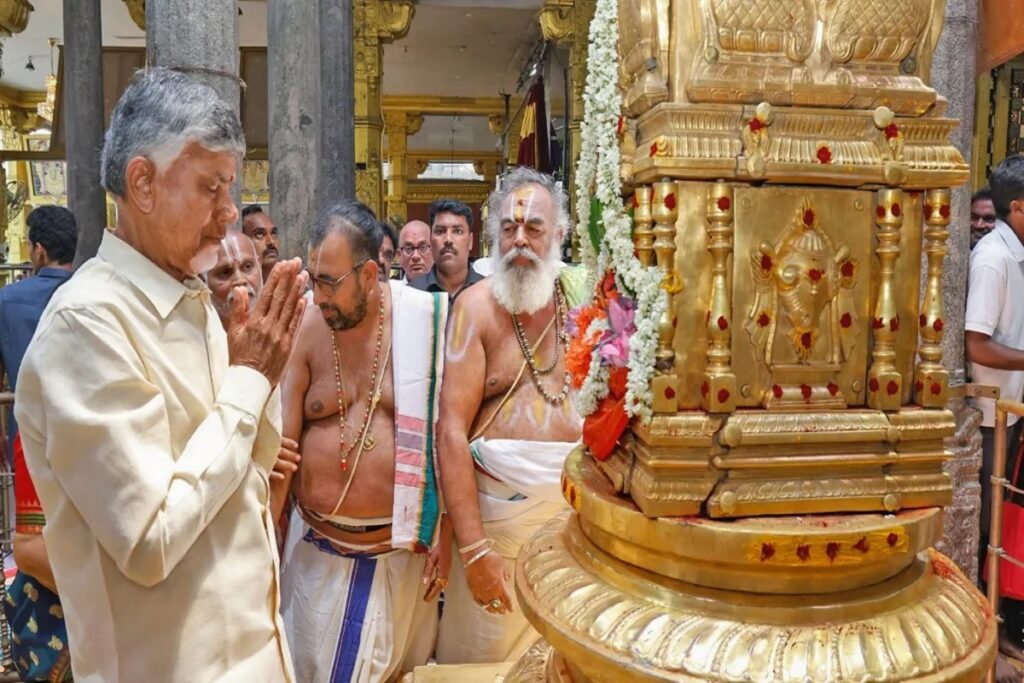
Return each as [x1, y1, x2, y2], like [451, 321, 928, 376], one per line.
[840, 312, 852, 328]
[801, 331, 813, 349]
[664, 193, 677, 211]
[924, 204, 933, 216]
[816, 146, 832, 164]
[717, 388, 730, 404]
[801, 384, 813, 400]
[803, 209, 815, 226]
[749, 117, 765, 133]
[890, 316, 899, 332]
[920, 314, 927, 328]
[649, 142, 658, 157]
[717, 196, 731, 212]
[869, 378, 880, 392]
[826, 542, 840, 562]
[760, 253, 773, 271]
[872, 318, 884, 330]
[841, 261, 854, 278]
[891, 203, 902, 218]
[915, 380, 924, 393]
[887, 532, 899, 547]
[939, 205, 951, 219]
[933, 319, 944, 332]
[717, 316, 729, 331]
[930, 382, 942, 396]
[701, 381, 709, 398]
[828, 382, 839, 396]
[757, 312, 771, 328]
[886, 380, 899, 396]
[761, 543, 776, 562]
[853, 537, 870, 553]
[664, 386, 677, 400]
[796, 544, 811, 561]
[808, 268, 823, 283]
[884, 123, 899, 140]
[876, 205, 886, 220]
[772, 384, 784, 399]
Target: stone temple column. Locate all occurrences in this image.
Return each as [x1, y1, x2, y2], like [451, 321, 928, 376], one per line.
[319, 0, 355, 210]
[269, 0, 321, 260]
[63, 0, 107, 266]
[929, 0, 981, 583]
[146, 0, 240, 206]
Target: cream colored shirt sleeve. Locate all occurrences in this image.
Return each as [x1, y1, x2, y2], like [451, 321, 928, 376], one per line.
[31, 308, 272, 588]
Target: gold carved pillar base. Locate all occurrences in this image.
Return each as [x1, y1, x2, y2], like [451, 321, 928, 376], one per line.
[508, 452, 996, 683]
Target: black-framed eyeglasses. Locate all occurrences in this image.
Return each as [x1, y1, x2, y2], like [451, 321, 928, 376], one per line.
[305, 261, 367, 293]
[399, 244, 430, 256]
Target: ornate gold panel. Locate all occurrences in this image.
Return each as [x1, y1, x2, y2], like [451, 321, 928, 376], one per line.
[616, 0, 670, 116]
[732, 186, 873, 409]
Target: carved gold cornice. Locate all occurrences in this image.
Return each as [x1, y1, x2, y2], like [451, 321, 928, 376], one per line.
[0, 86, 44, 110]
[122, 0, 144, 30]
[376, 0, 414, 39]
[539, 0, 574, 42]
[406, 180, 491, 204]
[383, 95, 520, 117]
[0, 0, 32, 36]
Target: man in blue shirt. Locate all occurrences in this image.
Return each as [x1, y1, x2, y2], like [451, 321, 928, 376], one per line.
[0, 206, 77, 460]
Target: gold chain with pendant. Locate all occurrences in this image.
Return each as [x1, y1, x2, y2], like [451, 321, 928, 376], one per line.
[329, 285, 385, 471]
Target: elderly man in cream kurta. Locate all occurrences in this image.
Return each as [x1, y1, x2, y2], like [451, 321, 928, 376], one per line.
[14, 69, 307, 683]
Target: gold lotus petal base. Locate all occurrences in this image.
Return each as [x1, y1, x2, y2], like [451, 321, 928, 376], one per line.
[511, 512, 996, 683]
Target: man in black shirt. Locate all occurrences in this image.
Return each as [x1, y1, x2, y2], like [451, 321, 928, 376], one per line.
[409, 198, 484, 302]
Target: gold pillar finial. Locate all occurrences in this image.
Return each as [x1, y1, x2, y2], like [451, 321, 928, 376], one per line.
[915, 188, 951, 407]
[867, 188, 904, 411]
[632, 186, 654, 267]
[701, 181, 737, 413]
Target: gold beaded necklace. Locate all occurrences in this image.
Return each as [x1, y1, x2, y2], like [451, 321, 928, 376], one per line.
[510, 282, 571, 405]
[329, 285, 386, 472]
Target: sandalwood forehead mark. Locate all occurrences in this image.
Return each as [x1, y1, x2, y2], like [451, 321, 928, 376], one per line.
[506, 187, 537, 224]
[221, 236, 242, 266]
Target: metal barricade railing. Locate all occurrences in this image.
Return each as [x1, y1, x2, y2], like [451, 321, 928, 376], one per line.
[0, 392, 17, 681]
[0, 266, 33, 290]
[988, 397, 1024, 683]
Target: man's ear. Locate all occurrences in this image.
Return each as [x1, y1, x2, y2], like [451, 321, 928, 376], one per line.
[124, 156, 158, 214]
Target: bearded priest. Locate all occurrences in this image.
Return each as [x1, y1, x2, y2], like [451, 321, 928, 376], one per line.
[436, 167, 584, 664]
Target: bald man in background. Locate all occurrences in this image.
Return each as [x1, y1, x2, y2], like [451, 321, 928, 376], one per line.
[205, 232, 263, 330]
[398, 220, 433, 282]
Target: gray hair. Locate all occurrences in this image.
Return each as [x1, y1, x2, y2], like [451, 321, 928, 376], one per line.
[485, 167, 570, 247]
[101, 67, 245, 197]
[309, 199, 382, 264]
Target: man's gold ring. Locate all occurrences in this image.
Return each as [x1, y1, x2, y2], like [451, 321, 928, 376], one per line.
[488, 599, 502, 610]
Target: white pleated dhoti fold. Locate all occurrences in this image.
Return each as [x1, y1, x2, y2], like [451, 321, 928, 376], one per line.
[435, 438, 574, 665]
[280, 513, 438, 683]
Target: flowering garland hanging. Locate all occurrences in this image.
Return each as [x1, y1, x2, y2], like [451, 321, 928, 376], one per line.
[569, 0, 666, 459]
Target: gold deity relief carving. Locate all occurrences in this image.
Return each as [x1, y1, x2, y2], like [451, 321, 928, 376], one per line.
[746, 199, 858, 410]
[616, 0, 670, 117]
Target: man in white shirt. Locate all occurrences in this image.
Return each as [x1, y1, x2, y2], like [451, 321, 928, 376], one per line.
[14, 68, 307, 683]
[966, 154, 1024, 657]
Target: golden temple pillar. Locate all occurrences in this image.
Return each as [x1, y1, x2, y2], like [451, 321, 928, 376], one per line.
[505, 0, 996, 680]
[540, 0, 596, 207]
[353, 0, 414, 216]
[383, 110, 422, 220]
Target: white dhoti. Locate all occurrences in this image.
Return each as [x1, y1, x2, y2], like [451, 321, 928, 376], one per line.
[280, 512, 438, 683]
[436, 438, 574, 665]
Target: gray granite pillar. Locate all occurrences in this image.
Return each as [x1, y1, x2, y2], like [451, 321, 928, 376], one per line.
[64, 0, 106, 267]
[929, 0, 981, 582]
[146, 0, 241, 206]
[268, 0, 321, 260]
[318, 0, 355, 208]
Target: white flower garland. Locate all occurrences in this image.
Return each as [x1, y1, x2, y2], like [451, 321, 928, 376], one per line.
[572, 0, 664, 421]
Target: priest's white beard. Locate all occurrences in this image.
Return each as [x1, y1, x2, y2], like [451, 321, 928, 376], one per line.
[189, 243, 220, 275]
[490, 238, 562, 315]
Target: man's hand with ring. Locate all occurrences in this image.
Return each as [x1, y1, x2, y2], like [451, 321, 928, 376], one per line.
[467, 550, 512, 615]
